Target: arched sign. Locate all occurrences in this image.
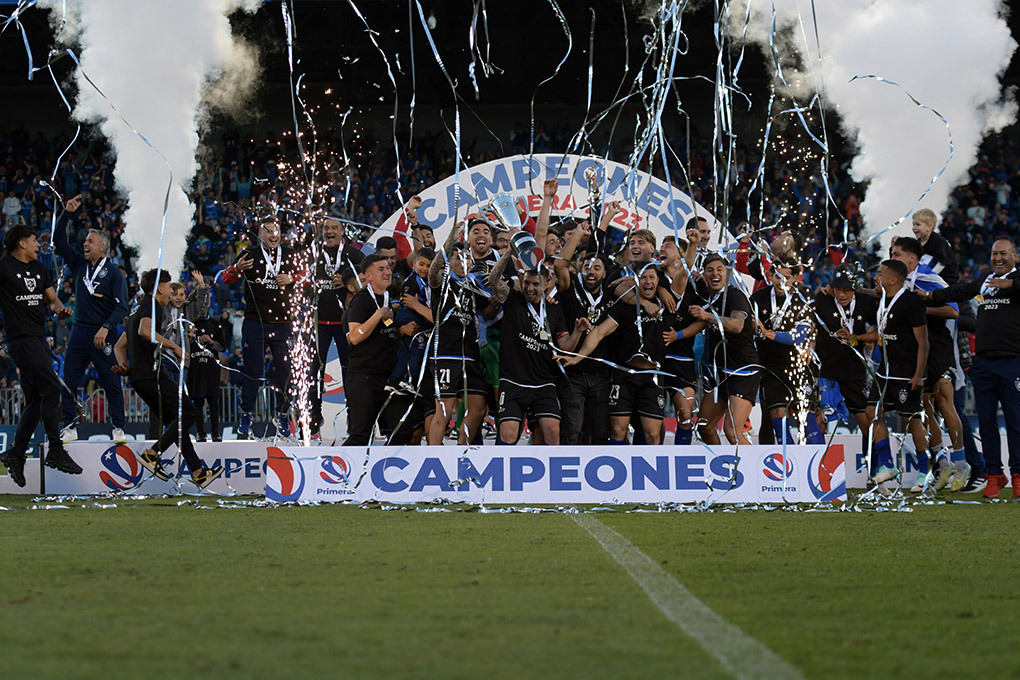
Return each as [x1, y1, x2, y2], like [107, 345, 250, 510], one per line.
[375, 154, 723, 254]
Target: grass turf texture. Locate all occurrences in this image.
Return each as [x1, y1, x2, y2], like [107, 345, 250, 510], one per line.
[1, 497, 1018, 679]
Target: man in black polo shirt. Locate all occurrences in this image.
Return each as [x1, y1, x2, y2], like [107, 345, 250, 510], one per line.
[111, 269, 223, 489]
[489, 248, 584, 445]
[867, 260, 930, 488]
[0, 225, 82, 486]
[343, 253, 399, 446]
[689, 254, 759, 445]
[928, 236, 1020, 498]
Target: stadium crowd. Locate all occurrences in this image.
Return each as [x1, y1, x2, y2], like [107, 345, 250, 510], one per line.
[0, 120, 1018, 498]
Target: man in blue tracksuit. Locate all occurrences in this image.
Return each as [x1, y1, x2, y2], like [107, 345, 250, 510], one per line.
[52, 194, 130, 443]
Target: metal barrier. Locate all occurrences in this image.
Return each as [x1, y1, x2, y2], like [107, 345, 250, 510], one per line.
[0, 385, 281, 426]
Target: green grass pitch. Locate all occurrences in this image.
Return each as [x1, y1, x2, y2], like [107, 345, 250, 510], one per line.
[1, 496, 1018, 679]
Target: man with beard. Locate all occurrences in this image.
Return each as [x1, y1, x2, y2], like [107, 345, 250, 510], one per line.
[0, 225, 82, 486]
[489, 243, 585, 445]
[309, 216, 364, 441]
[689, 254, 759, 446]
[218, 215, 296, 439]
[562, 266, 668, 444]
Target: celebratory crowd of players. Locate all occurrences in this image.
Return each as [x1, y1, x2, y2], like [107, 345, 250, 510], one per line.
[1, 182, 1019, 500]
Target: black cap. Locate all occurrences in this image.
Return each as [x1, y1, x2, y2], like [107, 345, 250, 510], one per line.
[831, 269, 856, 289]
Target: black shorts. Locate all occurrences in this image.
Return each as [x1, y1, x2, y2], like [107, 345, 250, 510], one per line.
[924, 353, 954, 392]
[870, 377, 923, 418]
[433, 358, 488, 399]
[837, 376, 869, 415]
[760, 370, 796, 412]
[705, 369, 760, 404]
[498, 380, 560, 424]
[663, 355, 697, 392]
[609, 373, 666, 420]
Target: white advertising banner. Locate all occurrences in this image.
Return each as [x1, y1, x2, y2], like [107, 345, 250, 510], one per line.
[267, 444, 847, 504]
[39, 441, 268, 495]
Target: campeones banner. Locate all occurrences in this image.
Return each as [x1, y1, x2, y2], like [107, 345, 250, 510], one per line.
[376, 154, 723, 251]
[267, 444, 847, 505]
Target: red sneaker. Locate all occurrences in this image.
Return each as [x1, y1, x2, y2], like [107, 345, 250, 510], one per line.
[1012, 473, 1020, 499]
[983, 474, 1008, 499]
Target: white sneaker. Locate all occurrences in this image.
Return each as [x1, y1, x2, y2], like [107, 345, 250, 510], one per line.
[112, 427, 127, 444]
[910, 471, 932, 494]
[60, 425, 78, 444]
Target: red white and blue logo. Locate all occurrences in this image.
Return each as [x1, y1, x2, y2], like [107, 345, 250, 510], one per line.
[99, 445, 143, 491]
[265, 447, 306, 502]
[319, 455, 351, 484]
[762, 453, 794, 481]
[807, 445, 847, 502]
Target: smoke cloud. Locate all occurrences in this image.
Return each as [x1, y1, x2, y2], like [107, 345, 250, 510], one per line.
[44, 0, 260, 271]
[734, 0, 1017, 244]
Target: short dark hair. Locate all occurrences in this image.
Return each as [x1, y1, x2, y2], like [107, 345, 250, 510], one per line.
[702, 253, 728, 269]
[140, 268, 171, 295]
[376, 236, 398, 251]
[880, 259, 908, 281]
[360, 252, 389, 274]
[412, 223, 434, 234]
[415, 247, 435, 261]
[892, 236, 923, 259]
[686, 215, 709, 230]
[4, 224, 35, 253]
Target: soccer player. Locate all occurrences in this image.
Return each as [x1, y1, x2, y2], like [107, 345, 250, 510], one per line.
[866, 260, 930, 489]
[0, 224, 83, 486]
[928, 236, 1020, 498]
[425, 243, 489, 445]
[52, 194, 129, 444]
[554, 222, 613, 445]
[112, 269, 223, 489]
[689, 254, 759, 446]
[489, 246, 584, 445]
[890, 237, 963, 492]
[187, 304, 226, 442]
[219, 215, 296, 439]
[660, 226, 703, 445]
[750, 259, 822, 445]
[813, 267, 879, 463]
[562, 266, 669, 445]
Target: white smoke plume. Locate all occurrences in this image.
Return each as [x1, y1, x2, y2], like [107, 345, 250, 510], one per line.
[734, 0, 1017, 245]
[43, 0, 260, 271]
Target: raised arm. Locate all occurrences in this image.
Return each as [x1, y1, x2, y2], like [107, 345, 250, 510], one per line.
[558, 316, 618, 366]
[53, 194, 84, 266]
[488, 247, 514, 303]
[535, 179, 557, 256]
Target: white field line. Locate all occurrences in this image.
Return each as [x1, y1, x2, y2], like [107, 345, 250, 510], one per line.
[572, 513, 804, 680]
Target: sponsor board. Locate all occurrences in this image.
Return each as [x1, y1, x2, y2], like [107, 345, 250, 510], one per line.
[269, 445, 846, 504]
[40, 441, 268, 495]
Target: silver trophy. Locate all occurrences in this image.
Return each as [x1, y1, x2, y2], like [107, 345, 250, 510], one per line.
[487, 193, 522, 231]
[488, 193, 543, 271]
